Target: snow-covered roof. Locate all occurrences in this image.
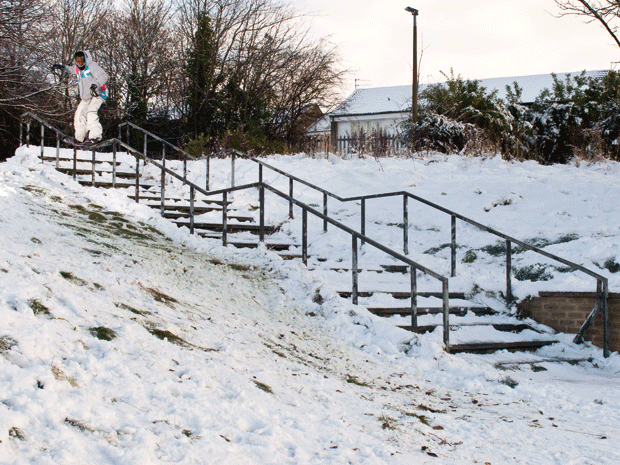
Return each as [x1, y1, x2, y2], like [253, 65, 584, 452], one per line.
[332, 70, 610, 117]
[306, 115, 331, 135]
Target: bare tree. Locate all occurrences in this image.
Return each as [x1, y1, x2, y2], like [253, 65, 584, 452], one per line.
[109, 0, 177, 123]
[554, 0, 620, 48]
[0, 0, 52, 159]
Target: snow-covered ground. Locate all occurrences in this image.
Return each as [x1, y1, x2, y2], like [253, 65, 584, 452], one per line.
[1, 146, 619, 464]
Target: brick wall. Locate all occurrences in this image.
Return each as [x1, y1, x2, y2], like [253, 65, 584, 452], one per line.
[518, 292, 620, 354]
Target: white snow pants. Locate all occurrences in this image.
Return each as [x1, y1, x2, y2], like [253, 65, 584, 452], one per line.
[74, 97, 104, 142]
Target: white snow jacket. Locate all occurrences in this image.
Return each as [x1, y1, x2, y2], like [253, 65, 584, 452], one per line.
[69, 50, 108, 101]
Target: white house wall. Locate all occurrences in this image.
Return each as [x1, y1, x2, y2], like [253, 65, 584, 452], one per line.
[334, 112, 408, 138]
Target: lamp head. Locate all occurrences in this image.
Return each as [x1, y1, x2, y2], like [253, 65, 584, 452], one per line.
[405, 6, 418, 15]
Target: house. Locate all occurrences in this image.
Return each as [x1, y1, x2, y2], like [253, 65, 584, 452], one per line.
[327, 70, 609, 152]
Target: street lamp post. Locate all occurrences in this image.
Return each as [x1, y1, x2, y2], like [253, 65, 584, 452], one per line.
[405, 6, 418, 124]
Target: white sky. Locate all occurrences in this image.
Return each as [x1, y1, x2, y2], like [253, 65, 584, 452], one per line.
[293, 0, 619, 96]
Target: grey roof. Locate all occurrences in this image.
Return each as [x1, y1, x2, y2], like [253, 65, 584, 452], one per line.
[332, 70, 610, 117]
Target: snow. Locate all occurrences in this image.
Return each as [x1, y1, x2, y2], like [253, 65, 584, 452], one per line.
[1, 146, 620, 464]
[332, 70, 609, 116]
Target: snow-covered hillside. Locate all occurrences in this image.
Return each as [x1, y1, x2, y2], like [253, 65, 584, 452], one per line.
[1, 147, 619, 464]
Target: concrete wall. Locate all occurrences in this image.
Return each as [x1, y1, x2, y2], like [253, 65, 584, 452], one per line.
[518, 292, 620, 354]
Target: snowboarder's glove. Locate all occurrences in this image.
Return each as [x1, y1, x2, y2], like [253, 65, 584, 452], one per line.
[90, 84, 99, 97]
[51, 63, 65, 72]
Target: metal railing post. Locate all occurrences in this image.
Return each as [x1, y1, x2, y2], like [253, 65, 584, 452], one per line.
[323, 192, 328, 233]
[231, 152, 235, 189]
[289, 178, 294, 219]
[443, 279, 450, 350]
[411, 266, 417, 330]
[361, 198, 366, 247]
[302, 207, 308, 265]
[222, 191, 228, 246]
[206, 157, 210, 191]
[352, 235, 359, 305]
[403, 194, 409, 255]
[40, 125, 45, 162]
[91, 148, 96, 187]
[451, 215, 456, 277]
[603, 279, 610, 358]
[506, 240, 513, 302]
[113, 141, 118, 188]
[72, 148, 77, 180]
[134, 151, 140, 203]
[143, 133, 147, 163]
[189, 186, 195, 235]
[160, 145, 165, 215]
[55, 133, 60, 169]
[259, 184, 265, 243]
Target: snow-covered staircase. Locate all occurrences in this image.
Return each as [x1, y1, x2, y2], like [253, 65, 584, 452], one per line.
[24, 112, 609, 357]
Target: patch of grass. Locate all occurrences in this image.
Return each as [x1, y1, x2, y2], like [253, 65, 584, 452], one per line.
[82, 248, 106, 257]
[416, 404, 446, 414]
[21, 185, 45, 195]
[9, 427, 25, 440]
[462, 249, 477, 263]
[182, 429, 199, 439]
[514, 264, 553, 282]
[60, 271, 88, 286]
[147, 327, 189, 347]
[68, 204, 90, 215]
[424, 243, 451, 255]
[144, 287, 178, 306]
[499, 376, 519, 389]
[531, 365, 548, 372]
[312, 291, 324, 305]
[88, 212, 107, 223]
[52, 365, 78, 387]
[64, 417, 94, 433]
[346, 375, 370, 387]
[228, 263, 253, 272]
[29, 299, 51, 317]
[253, 380, 274, 394]
[0, 336, 17, 354]
[604, 258, 620, 273]
[402, 411, 430, 426]
[115, 302, 150, 316]
[89, 326, 117, 341]
[379, 414, 397, 430]
[481, 242, 506, 257]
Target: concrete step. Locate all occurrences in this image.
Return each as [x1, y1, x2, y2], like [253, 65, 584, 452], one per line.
[367, 306, 497, 317]
[447, 340, 558, 354]
[57, 167, 137, 178]
[173, 221, 277, 235]
[338, 290, 468, 300]
[78, 179, 157, 189]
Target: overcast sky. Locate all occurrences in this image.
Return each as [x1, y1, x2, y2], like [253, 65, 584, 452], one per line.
[292, 0, 619, 96]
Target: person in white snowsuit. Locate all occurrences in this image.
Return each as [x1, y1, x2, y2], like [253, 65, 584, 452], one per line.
[53, 51, 108, 143]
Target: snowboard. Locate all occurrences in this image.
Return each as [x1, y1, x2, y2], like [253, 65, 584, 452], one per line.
[63, 137, 106, 148]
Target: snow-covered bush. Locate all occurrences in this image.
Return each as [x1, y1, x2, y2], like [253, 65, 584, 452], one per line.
[529, 103, 581, 165]
[406, 114, 473, 154]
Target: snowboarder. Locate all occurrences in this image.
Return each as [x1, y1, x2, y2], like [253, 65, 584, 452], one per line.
[52, 51, 109, 145]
